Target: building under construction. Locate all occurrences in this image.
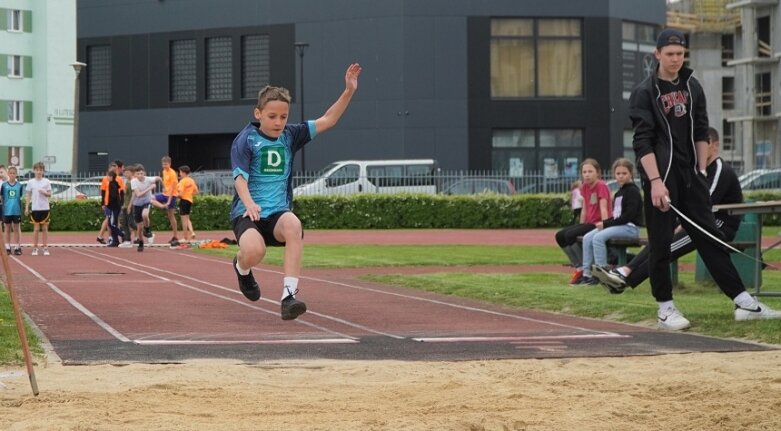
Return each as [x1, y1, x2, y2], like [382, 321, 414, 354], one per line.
[668, 0, 779, 172]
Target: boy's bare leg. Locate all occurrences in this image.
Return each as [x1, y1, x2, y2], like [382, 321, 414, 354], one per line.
[166, 208, 178, 240]
[234, 228, 264, 301]
[97, 217, 108, 243]
[275, 213, 303, 278]
[274, 213, 306, 320]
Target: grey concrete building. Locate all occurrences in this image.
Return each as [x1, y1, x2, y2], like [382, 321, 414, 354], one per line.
[76, 0, 665, 175]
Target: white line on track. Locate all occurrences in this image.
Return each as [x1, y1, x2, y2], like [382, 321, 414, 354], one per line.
[412, 334, 629, 343]
[70, 248, 407, 342]
[67, 248, 360, 342]
[135, 339, 359, 346]
[176, 251, 625, 338]
[11, 257, 132, 343]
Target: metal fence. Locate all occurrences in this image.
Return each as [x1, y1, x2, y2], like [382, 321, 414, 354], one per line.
[21, 161, 780, 200]
[18, 170, 583, 200]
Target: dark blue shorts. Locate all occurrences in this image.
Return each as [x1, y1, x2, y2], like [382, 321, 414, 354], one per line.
[154, 193, 177, 210]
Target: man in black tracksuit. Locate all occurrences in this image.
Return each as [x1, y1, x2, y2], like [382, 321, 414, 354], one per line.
[596, 128, 741, 292]
[629, 29, 780, 330]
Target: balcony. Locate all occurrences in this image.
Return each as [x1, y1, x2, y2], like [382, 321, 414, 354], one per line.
[726, 0, 778, 9]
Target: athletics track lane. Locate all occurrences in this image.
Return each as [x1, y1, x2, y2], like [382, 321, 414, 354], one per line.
[7, 239, 771, 364]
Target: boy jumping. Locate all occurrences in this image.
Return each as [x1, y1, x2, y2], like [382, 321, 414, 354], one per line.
[230, 63, 361, 320]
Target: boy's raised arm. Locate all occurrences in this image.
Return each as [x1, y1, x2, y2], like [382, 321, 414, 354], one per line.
[314, 63, 361, 135]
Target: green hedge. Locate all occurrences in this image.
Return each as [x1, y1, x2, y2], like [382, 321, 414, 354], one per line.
[19, 194, 572, 231]
[19, 191, 781, 232]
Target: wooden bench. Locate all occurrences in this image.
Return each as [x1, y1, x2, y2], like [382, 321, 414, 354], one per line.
[575, 236, 647, 266]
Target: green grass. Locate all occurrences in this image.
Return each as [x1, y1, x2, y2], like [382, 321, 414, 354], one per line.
[197, 244, 564, 267]
[0, 287, 42, 365]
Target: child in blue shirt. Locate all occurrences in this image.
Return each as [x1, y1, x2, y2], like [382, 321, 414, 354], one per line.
[2, 166, 24, 255]
[230, 63, 361, 321]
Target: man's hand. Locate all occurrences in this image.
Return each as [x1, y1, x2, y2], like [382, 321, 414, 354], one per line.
[651, 180, 670, 212]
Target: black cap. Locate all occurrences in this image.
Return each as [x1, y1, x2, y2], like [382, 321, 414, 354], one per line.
[657, 29, 686, 49]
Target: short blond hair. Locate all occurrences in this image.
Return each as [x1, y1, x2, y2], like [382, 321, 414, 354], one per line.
[257, 86, 292, 109]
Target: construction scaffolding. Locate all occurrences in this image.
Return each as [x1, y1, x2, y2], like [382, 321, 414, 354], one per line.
[667, 0, 741, 32]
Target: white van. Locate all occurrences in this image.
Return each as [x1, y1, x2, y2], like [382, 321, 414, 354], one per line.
[293, 159, 439, 196]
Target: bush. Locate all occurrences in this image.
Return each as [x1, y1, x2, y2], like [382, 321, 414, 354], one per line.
[22, 193, 573, 231]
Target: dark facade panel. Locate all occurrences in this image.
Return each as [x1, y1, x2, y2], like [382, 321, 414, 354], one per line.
[77, 24, 295, 111]
[76, 0, 666, 172]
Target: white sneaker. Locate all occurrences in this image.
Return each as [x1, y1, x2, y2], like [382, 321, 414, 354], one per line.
[657, 307, 691, 331]
[31, 248, 38, 256]
[735, 301, 781, 321]
[118, 241, 133, 248]
[42, 248, 50, 256]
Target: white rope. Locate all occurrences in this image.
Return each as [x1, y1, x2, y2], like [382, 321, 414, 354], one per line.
[667, 201, 742, 254]
[667, 199, 777, 270]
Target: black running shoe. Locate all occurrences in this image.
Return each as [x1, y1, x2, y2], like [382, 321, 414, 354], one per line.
[13, 247, 22, 256]
[280, 292, 307, 321]
[5, 248, 10, 255]
[592, 265, 628, 295]
[96, 237, 106, 244]
[137, 242, 144, 252]
[143, 227, 153, 238]
[233, 256, 260, 301]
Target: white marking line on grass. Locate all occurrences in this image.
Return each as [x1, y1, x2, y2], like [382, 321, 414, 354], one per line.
[69, 248, 396, 343]
[12, 258, 132, 343]
[177, 252, 624, 339]
[17, 243, 171, 248]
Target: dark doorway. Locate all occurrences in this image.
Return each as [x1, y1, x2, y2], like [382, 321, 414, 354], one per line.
[169, 134, 235, 171]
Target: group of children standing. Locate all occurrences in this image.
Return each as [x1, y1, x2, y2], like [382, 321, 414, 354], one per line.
[97, 157, 199, 252]
[0, 162, 53, 256]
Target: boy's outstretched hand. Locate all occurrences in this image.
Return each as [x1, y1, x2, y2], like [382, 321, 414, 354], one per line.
[345, 63, 361, 92]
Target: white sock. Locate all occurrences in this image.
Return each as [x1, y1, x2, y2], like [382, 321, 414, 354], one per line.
[658, 300, 675, 314]
[282, 277, 299, 300]
[235, 258, 250, 276]
[733, 292, 757, 309]
[616, 267, 629, 277]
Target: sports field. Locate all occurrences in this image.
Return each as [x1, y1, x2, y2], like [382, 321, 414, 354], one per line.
[1, 229, 780, 430]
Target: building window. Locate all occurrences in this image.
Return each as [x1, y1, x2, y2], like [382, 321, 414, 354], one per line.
[623, 130, 636, 162]
[87, 45, 112, 106]
[241, 34, 271, 99]
[621, 21, 658, 100]
[170, 39, 197, 103]
[722, 76, 735, 110]
[721, 33, 734, 66]
[758, 16, 771, 58]
[8, 55, 21, 77]
[756, 72, 771, 117]
[206, 36, 233, 101]
[490, 18, 582, 98]
[8, 101, 22, 123]
[492, 129, 583, 177]
[722, 119, 735, 152]
[8, 9, 21, 31]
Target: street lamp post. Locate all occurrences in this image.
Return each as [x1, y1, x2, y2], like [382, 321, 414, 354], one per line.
[70, 62, 86, 181]
[294, 42, 309, 173]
